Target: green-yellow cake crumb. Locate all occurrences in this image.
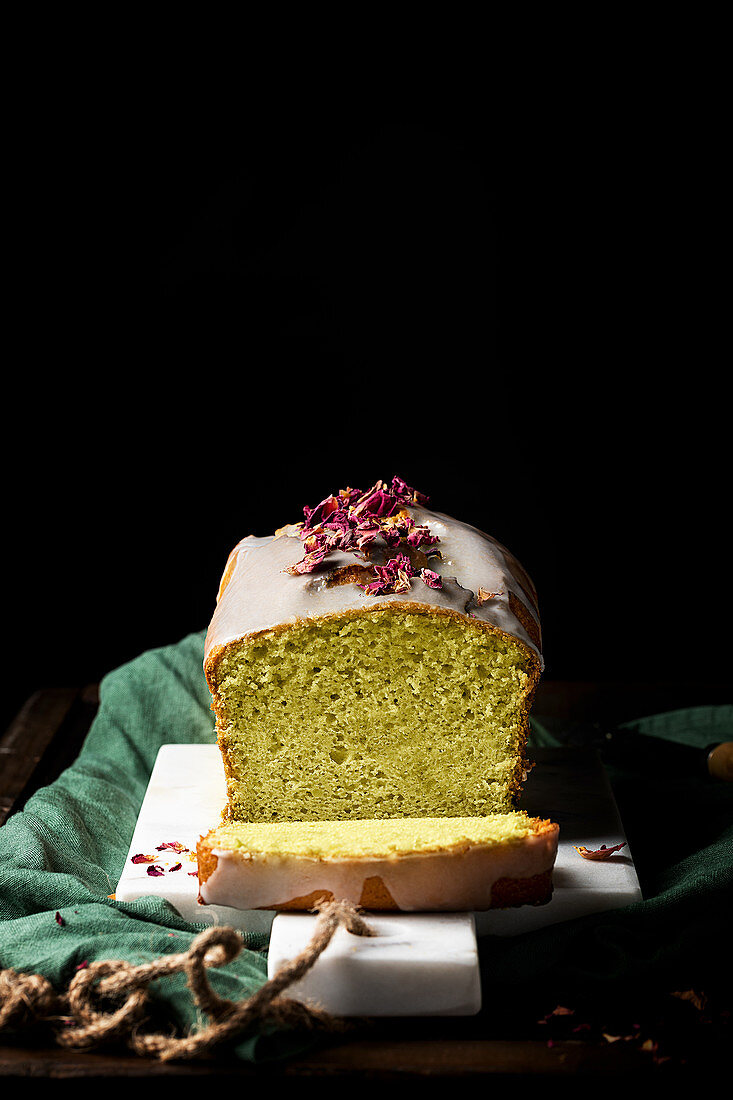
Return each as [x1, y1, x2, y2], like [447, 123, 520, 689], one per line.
[209, 608, 537, 823]
[206, 812, 543, 860]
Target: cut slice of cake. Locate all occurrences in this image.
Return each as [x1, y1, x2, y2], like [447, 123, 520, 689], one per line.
[197, 813, 559, 912]
[203, 477, 544, 825]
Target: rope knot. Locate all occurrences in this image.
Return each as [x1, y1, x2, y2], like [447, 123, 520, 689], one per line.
[311, 896, 379, 938]
[0, 968, 60, 1030]
[0, 899, 374, 1061]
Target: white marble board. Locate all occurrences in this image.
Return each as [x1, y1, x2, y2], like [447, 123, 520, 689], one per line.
[114, 744, 641, 1016]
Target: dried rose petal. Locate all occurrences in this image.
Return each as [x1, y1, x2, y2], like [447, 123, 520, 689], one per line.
[155, 841, 189, 853]
[407, 524, 439, 549]
[55, 911, 65, 926]
[360, 553, 415, 595]
[420, 568, 442, 589]
[169, 863, 182, 872]
[351, 483, 397, 520]
[131, 853, 155, 864]
[286, 548, 330, 575]
[289, 478, 440, 592]
[537, 1005, 575, 1024]
[147, 865, 165, 877]
[382, 524, 408, 548]
[355, 525, 381, 551]
[671, 990, 707, 1011]
[390, 476, 429, 506]
[573, 842, 626, 860]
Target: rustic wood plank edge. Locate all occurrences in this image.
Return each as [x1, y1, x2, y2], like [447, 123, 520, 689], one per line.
[0, 685, 99, 827]
[0, 1036, 667, 1080]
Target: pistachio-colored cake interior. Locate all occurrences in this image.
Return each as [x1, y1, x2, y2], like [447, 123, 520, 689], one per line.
[211, 609, 536, 823]
[207, 812, 540, 859]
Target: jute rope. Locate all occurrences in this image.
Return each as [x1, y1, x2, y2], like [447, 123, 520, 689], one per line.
[0, 898, 376, 1061]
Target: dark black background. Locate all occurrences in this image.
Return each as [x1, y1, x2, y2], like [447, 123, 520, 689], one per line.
[3, 73, 729, 737]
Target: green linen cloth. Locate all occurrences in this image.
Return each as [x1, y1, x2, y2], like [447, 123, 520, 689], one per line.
[1, 629, 731, 1061]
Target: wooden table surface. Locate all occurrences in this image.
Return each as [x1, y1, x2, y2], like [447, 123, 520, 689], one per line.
[1, 680, 729, 1082]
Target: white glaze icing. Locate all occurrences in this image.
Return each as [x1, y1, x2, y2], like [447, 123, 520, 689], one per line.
[199, 827, 558, 912]
[204, 505, 542, 670]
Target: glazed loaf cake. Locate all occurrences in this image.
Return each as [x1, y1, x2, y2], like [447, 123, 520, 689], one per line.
[198, 476, 555, 912]
[203, 477, 544, 825]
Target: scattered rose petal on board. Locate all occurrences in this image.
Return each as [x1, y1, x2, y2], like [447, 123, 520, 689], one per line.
[573, 843, 626, 860]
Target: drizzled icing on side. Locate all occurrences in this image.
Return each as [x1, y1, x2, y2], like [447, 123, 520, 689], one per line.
[199, 823, 558, 912]
[204, 496, 543, 671]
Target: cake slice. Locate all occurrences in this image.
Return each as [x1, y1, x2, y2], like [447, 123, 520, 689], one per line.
[197, 813, 559, 912]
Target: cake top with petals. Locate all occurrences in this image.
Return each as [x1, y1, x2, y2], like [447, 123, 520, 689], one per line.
[204, 476, 542, 669]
